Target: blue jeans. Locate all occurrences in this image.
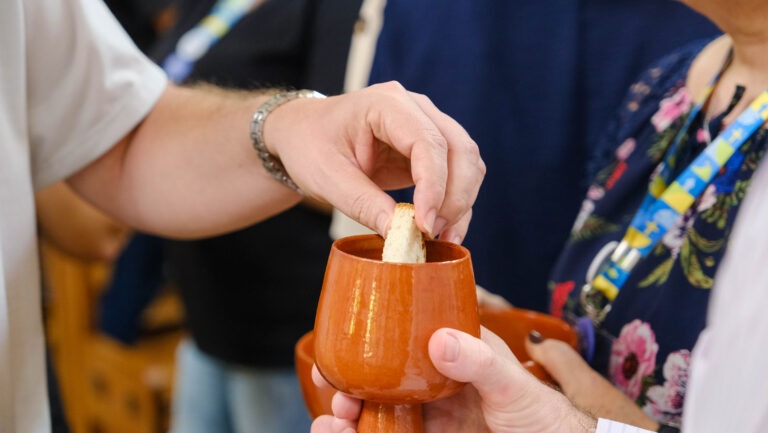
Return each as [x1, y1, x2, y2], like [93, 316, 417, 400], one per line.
[170, 339, 312, 433]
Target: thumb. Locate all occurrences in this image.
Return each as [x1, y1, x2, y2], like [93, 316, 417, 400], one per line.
[429, 328, 593, 433]
[428, 328, 536, 410]
[525, 335, 593, 394]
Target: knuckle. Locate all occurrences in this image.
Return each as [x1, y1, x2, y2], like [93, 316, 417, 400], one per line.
[475, 341, 498, 373]
[448, 196, 472, 218]
[448, 190, 474, 215]
[382, 80, 407, 94]
[463, 139, 486, 174]
[475, 154, 487, 178]
[349, 192, 371, 225]
[371, 80, 407, 97]
[412, 91, 432, 105]
[451, 137, 485, 181]
[424, 128, 449, 154]
[478, 156, 487, 177]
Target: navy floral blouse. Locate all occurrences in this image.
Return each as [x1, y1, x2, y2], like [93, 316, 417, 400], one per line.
[549, 41, 767, 426]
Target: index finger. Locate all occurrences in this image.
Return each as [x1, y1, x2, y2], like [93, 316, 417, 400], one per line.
[408, 92, 485, 238]
[312, 365, 362, 420]
[360, 82, 449, 235]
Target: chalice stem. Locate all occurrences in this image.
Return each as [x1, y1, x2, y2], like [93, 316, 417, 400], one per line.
[358, 401, 424, 433]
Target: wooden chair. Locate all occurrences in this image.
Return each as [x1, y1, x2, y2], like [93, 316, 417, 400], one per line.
[42, 241, 183, 433]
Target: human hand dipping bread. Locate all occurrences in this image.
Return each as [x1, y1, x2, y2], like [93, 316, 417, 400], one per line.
[260, 83, 483, 242]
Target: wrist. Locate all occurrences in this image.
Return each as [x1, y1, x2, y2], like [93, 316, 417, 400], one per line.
[249, 89, 326, 192]
[574, 412, 598, 433]
[546, 389, 597, 433]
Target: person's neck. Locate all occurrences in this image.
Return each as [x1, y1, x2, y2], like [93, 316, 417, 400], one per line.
[706, 32, 768, 125]
[728, 37, 768, 84]
[714, 9, 768, 87]
[687, 25, 768, 124]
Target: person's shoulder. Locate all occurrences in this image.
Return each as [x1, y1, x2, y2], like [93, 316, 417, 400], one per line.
[685, 36, 732, 97]
[586, 38, 721, 181]
[649, 38, 713, 74]
[614, 38, 718, 127]
[633, 38, 715, 100]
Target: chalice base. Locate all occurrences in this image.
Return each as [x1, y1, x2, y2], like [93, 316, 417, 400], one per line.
[358, 401, 423, 433]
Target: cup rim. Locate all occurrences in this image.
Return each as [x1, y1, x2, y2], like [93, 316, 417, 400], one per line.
[332, 234, 470, 265]
[295, 331, 314, 364]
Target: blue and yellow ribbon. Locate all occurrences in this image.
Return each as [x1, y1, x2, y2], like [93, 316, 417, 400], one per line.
[162, 0, 258, 83]
[589, 83, 768, 301]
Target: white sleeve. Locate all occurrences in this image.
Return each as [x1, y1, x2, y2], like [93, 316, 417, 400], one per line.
[597, 419, 655, 433]
[23, 0, 168, 189]
[682, 159, 768, 433]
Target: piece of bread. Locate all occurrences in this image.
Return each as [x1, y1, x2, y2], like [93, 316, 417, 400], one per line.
[382, 203, 426, 263]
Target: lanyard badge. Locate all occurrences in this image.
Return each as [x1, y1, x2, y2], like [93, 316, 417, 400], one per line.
[581, 69, 768, 326]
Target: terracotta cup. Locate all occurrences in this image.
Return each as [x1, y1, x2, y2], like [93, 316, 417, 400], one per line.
[295, 331, 335, 419]
[313, 234, 480, 433]
[479, 307, 578, 382]
[296, 309, 578, 419]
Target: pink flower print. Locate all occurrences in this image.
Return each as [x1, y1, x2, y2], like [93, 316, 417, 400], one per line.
[696, 184, 717, 212]
[615, 138, 637, 161]
[643, 350, 691, 425]
[651, 87, 693, 132]
[587, 185, 605, 201]
[609, 320, 659, 400]
[661, 211, 691, 258]
[571, 199, 595, 233]
[696, 128, 711, 144]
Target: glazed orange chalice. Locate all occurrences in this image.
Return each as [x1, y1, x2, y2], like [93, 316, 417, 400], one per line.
[313, 234, 480, 433]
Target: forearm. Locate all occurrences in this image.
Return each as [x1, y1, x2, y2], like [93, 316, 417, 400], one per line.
[569, 411, 598, 433]
[68, 84, 301, 238]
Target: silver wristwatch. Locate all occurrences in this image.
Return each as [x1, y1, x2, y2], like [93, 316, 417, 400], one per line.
[249, 89, 326, 193]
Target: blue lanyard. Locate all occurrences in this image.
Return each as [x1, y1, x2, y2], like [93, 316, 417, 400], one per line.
[582, 60, 768, 322]
[161, 0, 258, 83]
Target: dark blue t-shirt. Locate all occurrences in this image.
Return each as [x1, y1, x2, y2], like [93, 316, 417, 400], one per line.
[370, 0, 719, 311]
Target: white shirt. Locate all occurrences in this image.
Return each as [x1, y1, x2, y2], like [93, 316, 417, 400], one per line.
[682, 155, 768, 432]
[0, 1, 166, 431]
[600, 157, 768, 432]
[330, 0, 386, 240]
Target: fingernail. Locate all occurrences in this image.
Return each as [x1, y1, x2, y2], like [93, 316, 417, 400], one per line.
[433, 217, 448, 237]
[528, 330, 544, 344]
[442, 333, 460, 362]
[423, 208, 437, 237]
[448, 234, 463, 245]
